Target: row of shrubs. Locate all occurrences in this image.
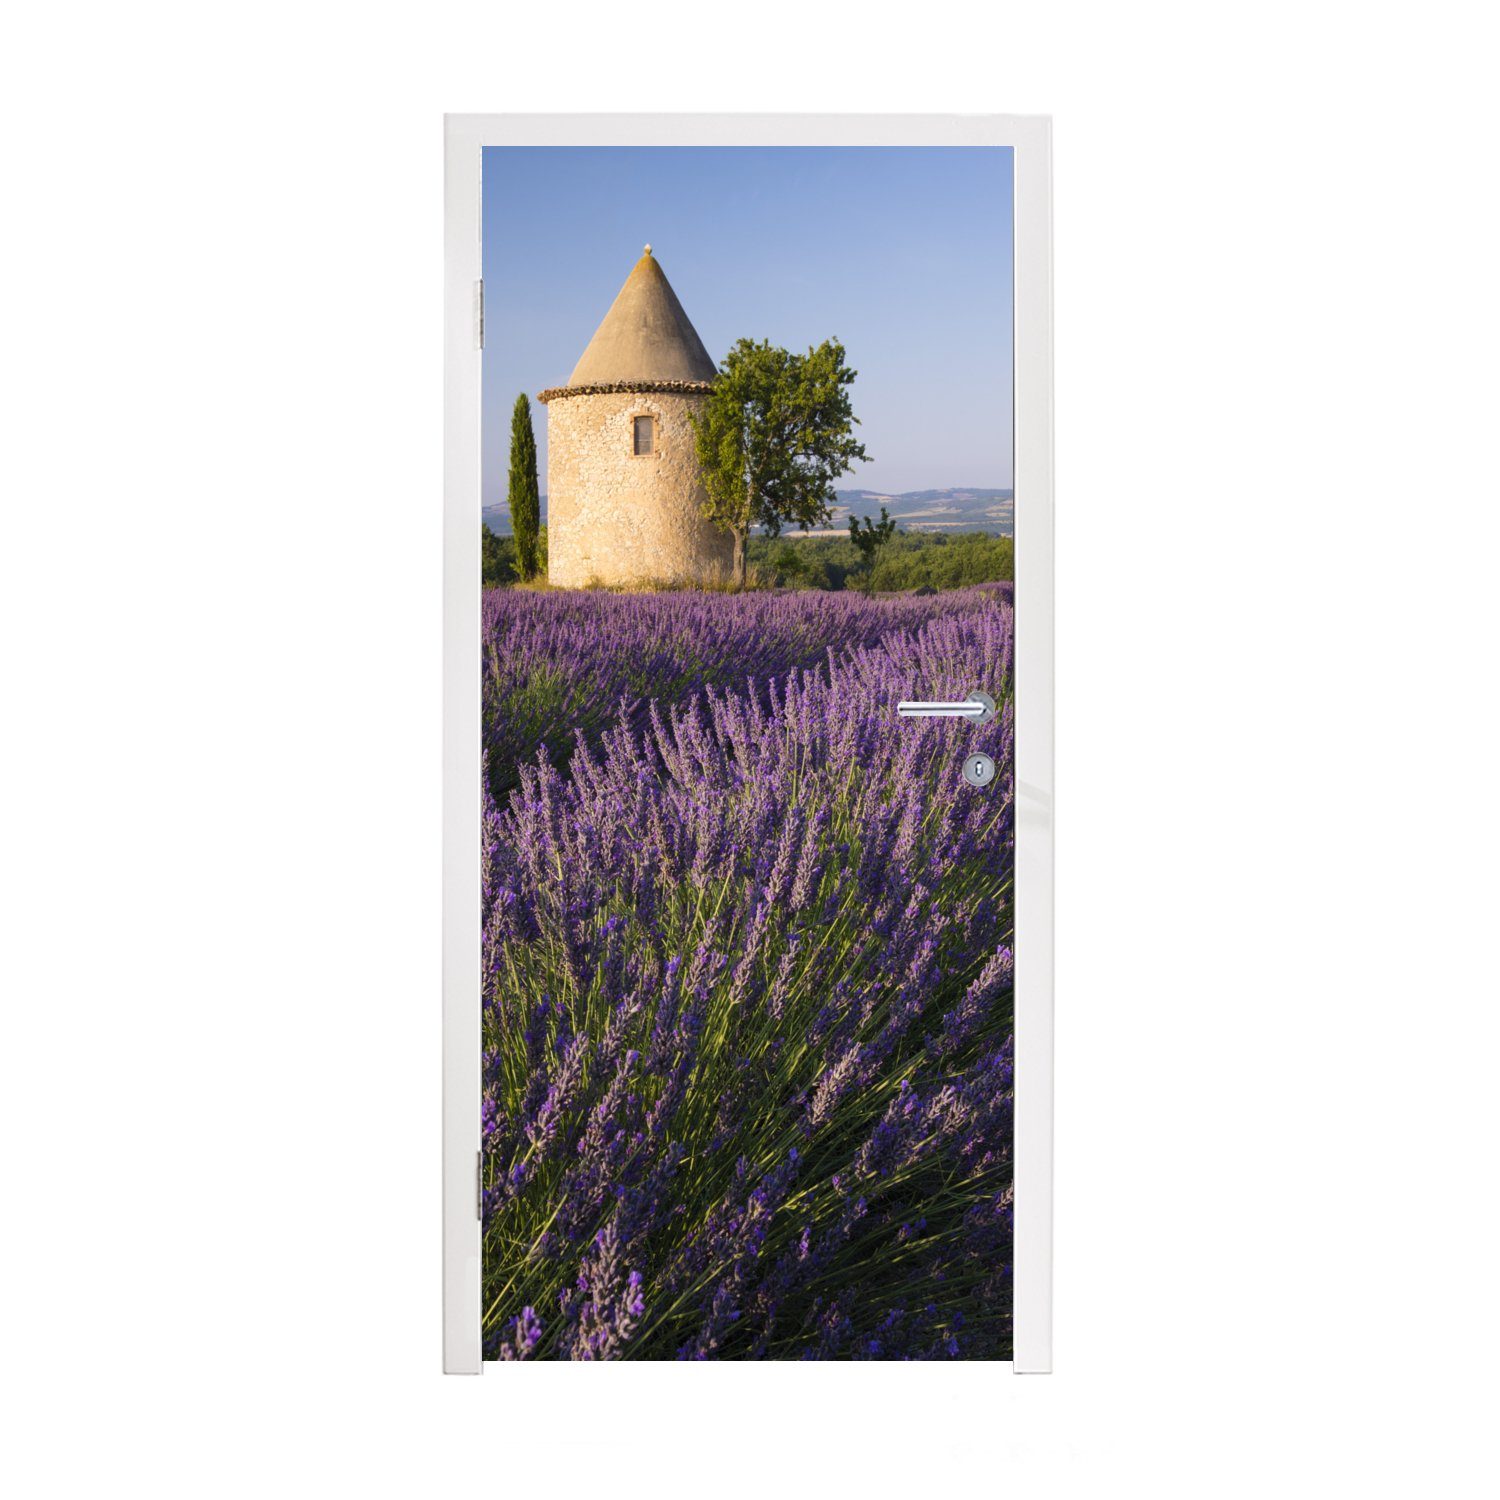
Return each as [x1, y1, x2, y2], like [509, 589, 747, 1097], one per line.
[750, 529, 1014, 592]
[482, 524, 1013, 594]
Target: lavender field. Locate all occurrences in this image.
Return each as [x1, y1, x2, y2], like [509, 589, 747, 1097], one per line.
[481, 586, 1015, 1359]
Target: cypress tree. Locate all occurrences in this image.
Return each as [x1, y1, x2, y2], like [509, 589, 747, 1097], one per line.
[508, 393, 541, 582]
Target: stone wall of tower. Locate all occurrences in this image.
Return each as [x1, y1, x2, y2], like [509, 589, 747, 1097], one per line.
[545, 390, 733, 588]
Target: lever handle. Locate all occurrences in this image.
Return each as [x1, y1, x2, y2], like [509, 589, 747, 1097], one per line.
[896, 690, 996, 724]
[898, 700, 986, 718]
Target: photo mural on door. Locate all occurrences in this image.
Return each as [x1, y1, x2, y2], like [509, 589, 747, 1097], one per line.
[480, 147, 1016, 1359]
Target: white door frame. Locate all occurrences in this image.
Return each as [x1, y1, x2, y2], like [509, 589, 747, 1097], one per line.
[442, 113, 1053, 1373]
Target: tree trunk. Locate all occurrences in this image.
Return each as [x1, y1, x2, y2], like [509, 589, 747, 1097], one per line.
[736, 476, 753, 590]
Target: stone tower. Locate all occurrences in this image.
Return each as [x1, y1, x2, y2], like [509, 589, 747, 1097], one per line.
[539, 248, 733, 589]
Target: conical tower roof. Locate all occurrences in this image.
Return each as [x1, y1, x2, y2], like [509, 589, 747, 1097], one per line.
[566, 247, 717, 386]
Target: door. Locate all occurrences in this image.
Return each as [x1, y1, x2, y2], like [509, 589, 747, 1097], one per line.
[452, 124, 1049, 1366]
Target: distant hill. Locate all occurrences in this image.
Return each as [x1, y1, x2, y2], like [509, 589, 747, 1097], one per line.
[832, 489, 1013, 535]
[483, 502, 525, 534]
[484, 488, 1013, 537]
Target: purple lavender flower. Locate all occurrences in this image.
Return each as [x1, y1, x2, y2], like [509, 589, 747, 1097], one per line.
[481, 585, 1015, 1359]
[494, 1306, 544, 1361]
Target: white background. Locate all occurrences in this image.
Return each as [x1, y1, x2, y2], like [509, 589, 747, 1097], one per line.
[4, 4, 1497, 1496]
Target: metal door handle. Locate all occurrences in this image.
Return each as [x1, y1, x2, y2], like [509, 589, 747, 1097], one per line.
[898, 700, 985, 718]
[896, 690, 996, 723]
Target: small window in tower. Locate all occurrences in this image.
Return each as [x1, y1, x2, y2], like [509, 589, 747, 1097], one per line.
[633, 415, 655, 456]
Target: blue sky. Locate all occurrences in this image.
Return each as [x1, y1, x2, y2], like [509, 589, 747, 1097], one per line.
[482, 147, 1013, 508]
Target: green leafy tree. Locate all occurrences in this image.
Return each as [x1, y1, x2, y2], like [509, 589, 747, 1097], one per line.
[508, 393, 541, 582]
[848, 505, 898, 592]
[690, 338, 869, 588]
[772, 541, 807, 587]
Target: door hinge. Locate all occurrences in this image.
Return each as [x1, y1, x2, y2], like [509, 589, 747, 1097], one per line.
[475, 279, 484, 350]
[477, 1150, 484, 1221]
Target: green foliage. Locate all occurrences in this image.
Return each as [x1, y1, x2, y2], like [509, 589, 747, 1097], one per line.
[690, 337, 870, 586]
[483, 522, 549, 588]
[746, 529, 1013, 593]
[871, 531, 1013, 592]
[483, 524, 516, 587]
[848, 505, 898, 593]
[771, 541, 807, 584]
[508, 393, 541, 581]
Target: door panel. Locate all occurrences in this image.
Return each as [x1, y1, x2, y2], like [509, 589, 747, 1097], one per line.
[477, 142, 1017, 1361]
